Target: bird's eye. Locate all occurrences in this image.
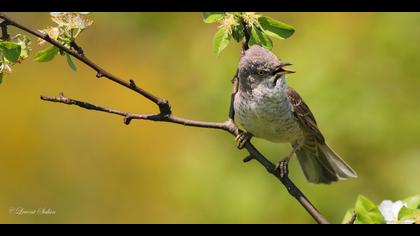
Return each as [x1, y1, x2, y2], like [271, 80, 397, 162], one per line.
[257, 70, 266, 76]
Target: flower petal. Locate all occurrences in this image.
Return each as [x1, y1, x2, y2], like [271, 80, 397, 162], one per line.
[379, 200, 406, 224]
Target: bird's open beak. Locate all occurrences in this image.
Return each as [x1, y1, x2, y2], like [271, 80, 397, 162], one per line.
[273, 62, 295, 76]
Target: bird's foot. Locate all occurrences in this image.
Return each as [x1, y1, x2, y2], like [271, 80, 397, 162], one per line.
[235, 132, 253, 149]
[275, 146, 298, 178]
[275, 156, 290, 178]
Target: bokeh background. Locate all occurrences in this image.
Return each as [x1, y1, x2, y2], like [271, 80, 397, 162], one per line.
[1, 12, 419, 224]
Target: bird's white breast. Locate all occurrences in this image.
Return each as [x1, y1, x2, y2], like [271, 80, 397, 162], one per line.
[234, 80, 304, 143]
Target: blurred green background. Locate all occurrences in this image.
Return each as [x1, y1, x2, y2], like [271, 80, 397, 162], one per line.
[1, 12, 419, 224]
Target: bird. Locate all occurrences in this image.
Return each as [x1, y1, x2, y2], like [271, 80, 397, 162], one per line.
[233, 45, 357, 184]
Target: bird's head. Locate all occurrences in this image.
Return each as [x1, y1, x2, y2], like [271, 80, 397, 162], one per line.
[238, 45, 294, 91]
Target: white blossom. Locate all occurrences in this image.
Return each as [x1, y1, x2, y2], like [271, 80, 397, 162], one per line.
[378, 200, 415, 224]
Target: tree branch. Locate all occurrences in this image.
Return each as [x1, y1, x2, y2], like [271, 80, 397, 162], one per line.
[0, 12, 171, 116]
[228, 70, 239, 121]
[1, 13, 330, 224]
[0, 20, 10, 41]
[241, 20, 250, 56]
[40, 93, 229, 130]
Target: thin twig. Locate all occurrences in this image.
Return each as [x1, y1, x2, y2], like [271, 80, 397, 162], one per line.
[347, 211, 357, 224]
[0, 20, 10, 41]
[1, 13, 330, 224]
[228, 70, 239, 121]
[40, 94, 228, 131]
[240, 20, 250, 56]
[70, 41, 84, 56]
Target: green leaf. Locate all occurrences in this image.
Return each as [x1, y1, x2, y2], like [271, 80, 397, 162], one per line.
[398, 206, 420, 223]
[403, 195, 420, 209]
[341, 208, 355, 224]
[34, 46, 59, 62]
[202, 12, 225, 23]
[213, 28, 230, 55]
[231, 24, 245, 42]
[248, 26, 273, 50]
[258, 16, 295, 39]
[0, 41, 22, 63]
[0, 73, 3, 84]
[354, 195, 386, 224]
[65, 53, 77, 71]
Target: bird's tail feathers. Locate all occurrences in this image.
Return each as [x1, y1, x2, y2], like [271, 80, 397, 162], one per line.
[295, 140, 357, 184]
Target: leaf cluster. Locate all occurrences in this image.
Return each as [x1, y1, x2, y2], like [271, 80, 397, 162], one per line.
[202, 12, 295, 55]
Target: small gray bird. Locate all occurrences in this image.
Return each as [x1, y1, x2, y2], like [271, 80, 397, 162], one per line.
[234, 45, 357, 184]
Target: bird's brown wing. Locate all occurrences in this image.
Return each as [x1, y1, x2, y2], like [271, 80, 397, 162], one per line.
[286, 86, 325, 144]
